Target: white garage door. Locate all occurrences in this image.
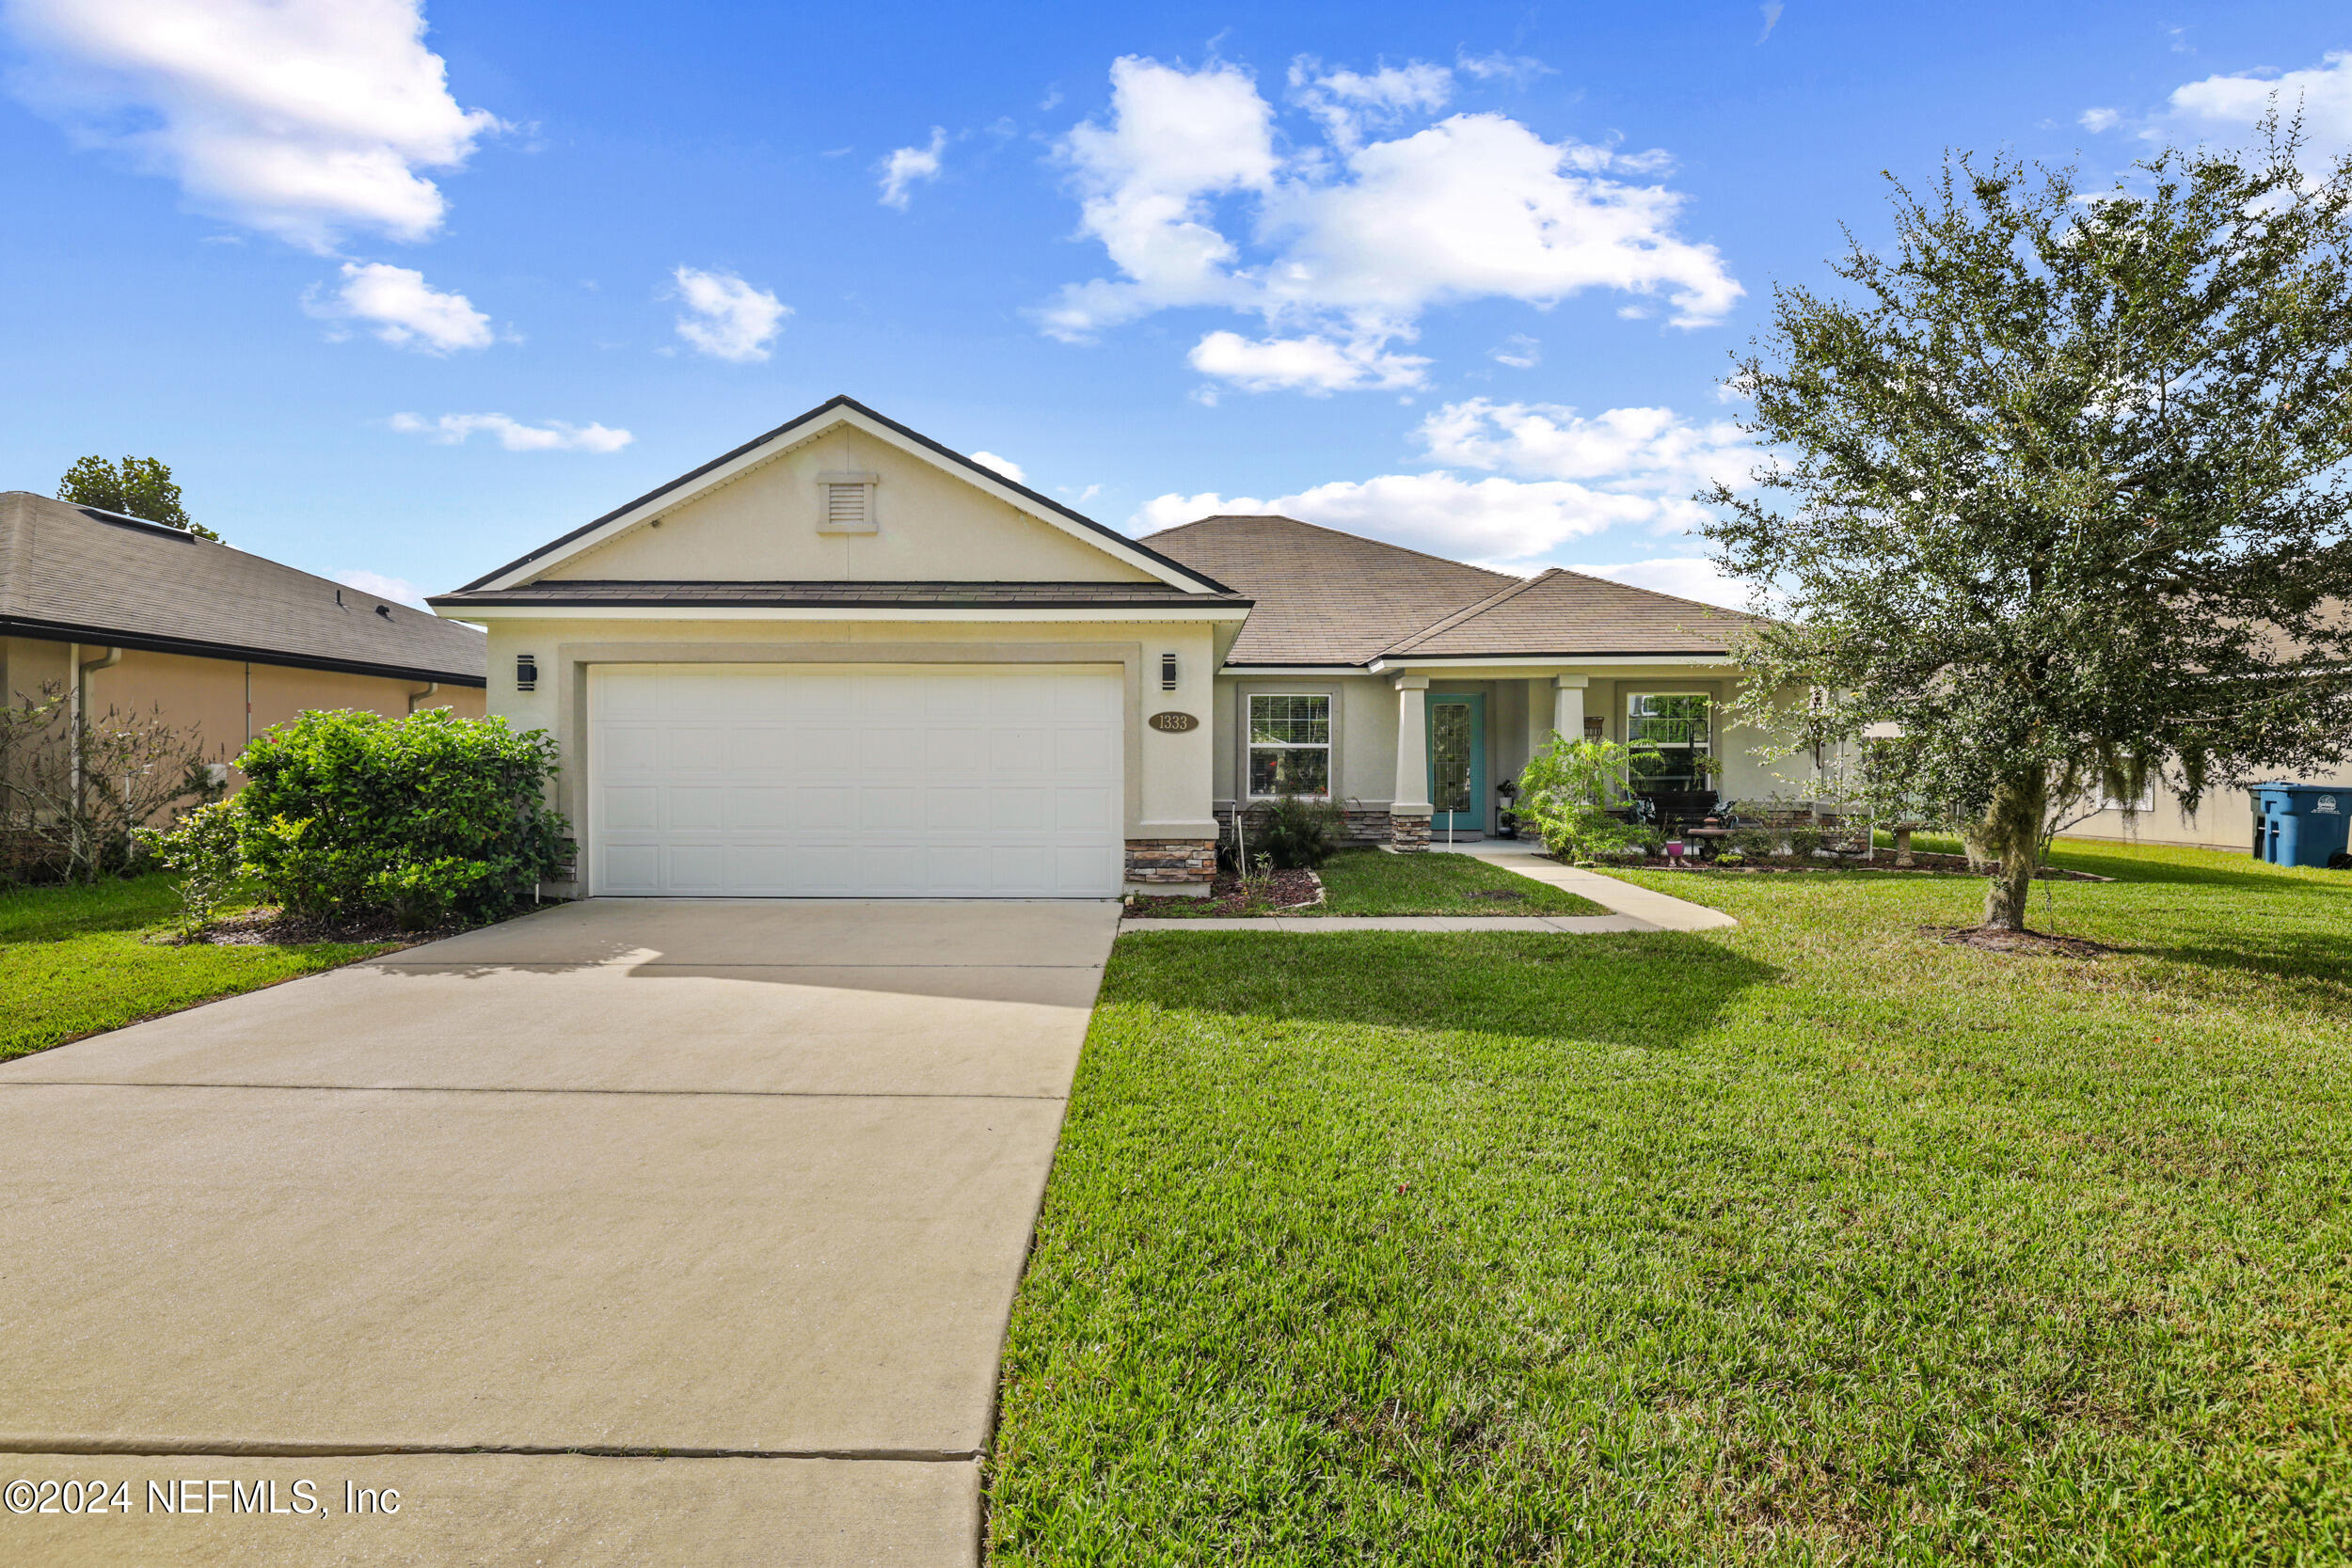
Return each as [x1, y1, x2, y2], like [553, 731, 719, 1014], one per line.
[589, 664, 1124, 897]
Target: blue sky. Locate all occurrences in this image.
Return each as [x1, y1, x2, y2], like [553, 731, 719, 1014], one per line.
[2, 1, 2346, 609]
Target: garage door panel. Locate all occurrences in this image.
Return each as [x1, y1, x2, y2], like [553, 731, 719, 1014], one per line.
[600, 786, 659, 831]
[591, 665, 1121, 897]
[665, 846, 730, 893]
[667, 787, 725, 832]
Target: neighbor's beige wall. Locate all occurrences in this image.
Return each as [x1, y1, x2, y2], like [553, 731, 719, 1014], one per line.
[477, 616, 1221, 863]
[2, 636, 483, 785]
[542, 426, 1157, 584]
[2067, 766, 2352, 850]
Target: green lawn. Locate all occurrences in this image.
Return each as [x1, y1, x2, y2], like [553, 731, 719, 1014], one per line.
[0, 875, 393, 1060]
[1134, 847, 1609, 918]
[991, 838, 2352, 1563]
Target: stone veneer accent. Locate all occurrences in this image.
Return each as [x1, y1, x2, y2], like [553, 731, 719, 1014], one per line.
[1216, 803, 1393, 846]
[1388, 812, 1431, 852]
[1125, 837, 1216, 887]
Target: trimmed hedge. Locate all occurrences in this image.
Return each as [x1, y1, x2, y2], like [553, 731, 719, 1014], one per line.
[234, 708, 570, 927]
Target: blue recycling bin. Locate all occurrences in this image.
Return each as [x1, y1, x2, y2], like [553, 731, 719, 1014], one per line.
[2251, 783, 2350, 868]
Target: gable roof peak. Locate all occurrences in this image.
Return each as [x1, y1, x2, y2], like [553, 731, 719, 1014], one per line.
[458, 396, 1232, 595]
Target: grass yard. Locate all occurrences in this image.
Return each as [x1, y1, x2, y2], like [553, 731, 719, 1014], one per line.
[0, 874, 393, 1060]
[1132, 847, 1609, 918]
[991, 839, 2352, 1563]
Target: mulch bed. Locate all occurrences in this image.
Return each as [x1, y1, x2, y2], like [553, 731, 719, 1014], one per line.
[1932, 925, 2114, 958]
[188, 908, 472, 947]
[1550, 851, 2108, 882]
[1128, 866, 1323, 917]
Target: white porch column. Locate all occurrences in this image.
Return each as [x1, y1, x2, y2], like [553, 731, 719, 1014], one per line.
[1552, 673, 1589, 746]
[1390, 674, 1432, 850]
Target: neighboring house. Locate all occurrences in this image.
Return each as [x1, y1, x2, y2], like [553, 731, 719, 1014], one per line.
[433, 396, 1787, 899]
[0, 491, 487, 783]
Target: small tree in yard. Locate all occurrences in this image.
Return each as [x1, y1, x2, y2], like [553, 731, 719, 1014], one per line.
[1706, 126, 2352, 929]
[0, 684, 218, 882]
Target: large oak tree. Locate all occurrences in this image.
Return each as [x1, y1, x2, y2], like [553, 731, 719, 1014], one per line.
[1707, 126, 2352, 928]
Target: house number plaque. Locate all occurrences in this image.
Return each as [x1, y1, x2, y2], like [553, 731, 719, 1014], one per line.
[1147, 711, 1200, 733]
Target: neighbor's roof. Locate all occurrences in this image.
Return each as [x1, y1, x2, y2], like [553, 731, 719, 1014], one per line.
[1141, 515, 1515, 665]
[434, 579, 1251, 610]
[0, 491, 485, 685]
[1145, 515, 1759, 665]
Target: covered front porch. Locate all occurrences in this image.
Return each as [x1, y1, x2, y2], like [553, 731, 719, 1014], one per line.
[1216, 657, 1797, 852]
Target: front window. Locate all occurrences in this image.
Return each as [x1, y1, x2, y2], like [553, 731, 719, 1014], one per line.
[1627, 692, 1711, 792]
[1248, 693, 1330, 798]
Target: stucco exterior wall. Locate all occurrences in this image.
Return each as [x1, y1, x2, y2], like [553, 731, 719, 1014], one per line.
[541, 426, 1158, 584]
[1, 636, 484, 785]
[475, 616, 1222, 859]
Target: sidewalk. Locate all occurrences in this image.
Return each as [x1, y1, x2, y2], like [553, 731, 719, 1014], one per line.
[1120, 841, 1737, 934]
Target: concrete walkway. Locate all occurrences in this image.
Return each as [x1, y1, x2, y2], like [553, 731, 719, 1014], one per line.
[1122, 840, 1737, 934]
[0, 897, 1120, 1566]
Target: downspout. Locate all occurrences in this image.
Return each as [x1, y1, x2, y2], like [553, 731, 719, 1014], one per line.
[405, 680, 439, 714]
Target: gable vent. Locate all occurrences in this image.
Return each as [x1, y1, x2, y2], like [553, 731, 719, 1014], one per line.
[817, 470, 879, 534]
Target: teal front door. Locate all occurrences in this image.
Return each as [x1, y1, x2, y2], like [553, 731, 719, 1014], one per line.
[1425, 693, 1486, 834]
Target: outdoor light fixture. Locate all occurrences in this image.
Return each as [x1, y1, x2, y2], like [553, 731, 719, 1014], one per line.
[516, 653, 538, 692]
[1160, 653, 1178, 691]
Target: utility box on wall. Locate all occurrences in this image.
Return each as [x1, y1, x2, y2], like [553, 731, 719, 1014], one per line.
[2251, 783, 2350, 868]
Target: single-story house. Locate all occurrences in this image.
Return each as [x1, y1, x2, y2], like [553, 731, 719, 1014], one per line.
[433, 396, 1792, 899]
[0, 490, 487, 781]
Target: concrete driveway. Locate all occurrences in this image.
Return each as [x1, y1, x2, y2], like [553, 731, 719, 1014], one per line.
[0, 897, 1118, 1565]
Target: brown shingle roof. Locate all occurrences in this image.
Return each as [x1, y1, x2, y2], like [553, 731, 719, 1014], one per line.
[0, 491, 485, 685]
[1141, 515, 1514, 665]
[1383, 567, 1763, 657]
[1143, 514, 1758, 665]
[434, 580, 1249, 610]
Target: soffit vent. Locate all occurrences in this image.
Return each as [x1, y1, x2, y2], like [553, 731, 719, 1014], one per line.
[817, 469, 879, 534]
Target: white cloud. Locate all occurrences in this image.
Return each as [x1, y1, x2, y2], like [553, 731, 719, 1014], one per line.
[1454, 51, 1551, 87]
[1290, 57, 1453, 149]
[2165, 50, 2352, 168]
[969, 450, 1026, 483]
[1414, 397, 1753, 492]
[1187, 329, 1428, 393]
[1130, 397, 1757, 571]
[1490, 334, 1541, 368]
[333, 568, 430, 609]
[2079, 106, 2121, 133]
[389, 412, 633, 452]
[5, 0, 499, 250]
[306, 261, 491, 353]
[1561, 556, 1751, 610]
[1040, 55, 1741, 386]
[1132, 471, 1660, 568]
[1756, 4, 1784, 44]
[671, 266, 789, 362]
[878, 126, 946, 209]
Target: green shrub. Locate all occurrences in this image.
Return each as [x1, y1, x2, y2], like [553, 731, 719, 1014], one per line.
[133, 799, 244, 938]
[1716, 850, 1748, 867]
[1785, 823, 1826, 860]
[1516, 737, 1651, 861]
[235, 708, 569, 927]
[1727, 826, 1777, 860]
[1259, 793, 1344, 869]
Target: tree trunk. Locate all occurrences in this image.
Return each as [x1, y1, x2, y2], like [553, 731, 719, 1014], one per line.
[1968, 770, 2047, 930]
